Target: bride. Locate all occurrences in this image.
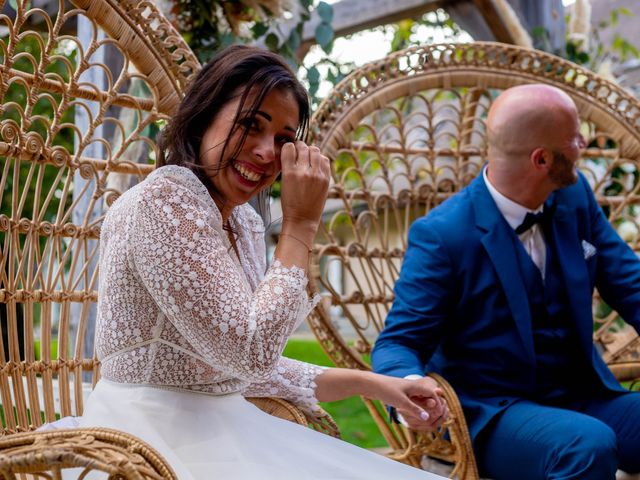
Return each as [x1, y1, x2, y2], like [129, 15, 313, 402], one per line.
[74, 45, 449, 479]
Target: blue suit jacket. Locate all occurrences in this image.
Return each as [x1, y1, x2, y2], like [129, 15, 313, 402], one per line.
[372, 173, 640, 441]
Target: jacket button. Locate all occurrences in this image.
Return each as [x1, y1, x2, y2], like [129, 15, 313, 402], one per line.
[498, 399, 508, 407]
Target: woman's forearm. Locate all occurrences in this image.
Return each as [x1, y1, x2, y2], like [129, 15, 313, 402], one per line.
[313, 367, 448, 431]
[314, 368, 380, 402]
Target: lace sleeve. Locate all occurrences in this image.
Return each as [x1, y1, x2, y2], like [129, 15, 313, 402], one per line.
[242, 356, 328, 413]
[130, 177, 311, 382]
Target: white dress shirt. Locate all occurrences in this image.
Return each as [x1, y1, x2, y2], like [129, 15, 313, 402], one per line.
[483, 167, 547, 279]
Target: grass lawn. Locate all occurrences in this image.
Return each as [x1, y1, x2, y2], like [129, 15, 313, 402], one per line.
[283, 337, 387, 449]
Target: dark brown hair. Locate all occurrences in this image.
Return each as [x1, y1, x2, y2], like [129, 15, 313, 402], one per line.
[157, 45, 310, 203]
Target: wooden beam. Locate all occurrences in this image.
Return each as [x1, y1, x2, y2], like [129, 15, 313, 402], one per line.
[300, 0, 443, 43]
[470, 0, 517, 44]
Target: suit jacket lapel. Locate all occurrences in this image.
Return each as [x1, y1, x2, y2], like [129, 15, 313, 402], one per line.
[470, 177, 536, 364]
[546, 193, 593, 354]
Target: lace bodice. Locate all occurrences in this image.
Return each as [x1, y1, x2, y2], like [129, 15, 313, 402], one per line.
[95, 165, 325, 412]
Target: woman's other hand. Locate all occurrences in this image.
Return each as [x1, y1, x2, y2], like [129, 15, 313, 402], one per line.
[280, 141, 330, 234]
[275, 141, 330, 267]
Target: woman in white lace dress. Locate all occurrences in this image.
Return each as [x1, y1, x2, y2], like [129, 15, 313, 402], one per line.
[78, 45, 449, 479]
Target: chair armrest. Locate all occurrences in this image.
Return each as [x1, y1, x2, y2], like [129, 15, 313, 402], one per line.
[246, 397, 340, 438]
[0, 427, 177, 479]
[406, 373, 480, 480]
[608, 361, 640, 389]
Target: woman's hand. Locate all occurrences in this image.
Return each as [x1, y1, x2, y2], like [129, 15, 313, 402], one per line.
[279, 141, 330, 238]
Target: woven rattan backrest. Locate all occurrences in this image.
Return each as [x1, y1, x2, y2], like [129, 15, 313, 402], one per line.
[0, 0, 198, 434]
[307, 42, 640, 372]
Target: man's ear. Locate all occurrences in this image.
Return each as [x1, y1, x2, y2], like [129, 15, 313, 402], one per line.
[530, 147, 551, 172]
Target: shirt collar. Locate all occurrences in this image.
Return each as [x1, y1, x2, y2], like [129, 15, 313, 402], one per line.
[483, 166, 542, 231]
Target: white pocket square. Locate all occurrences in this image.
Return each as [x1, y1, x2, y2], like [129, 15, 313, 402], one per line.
[582, 240, 597, 260]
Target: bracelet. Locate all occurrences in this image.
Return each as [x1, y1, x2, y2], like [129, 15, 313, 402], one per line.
[280, 233, 313, 253]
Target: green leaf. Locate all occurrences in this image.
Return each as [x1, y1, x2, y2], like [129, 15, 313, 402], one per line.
[279, 42, 294, 59]
[610, 9, 619, 26]
[219, 32, 236, 48]
[576, 51, 590, 64]
[315, 22, 334, 49]
[322, 38, 334, 55]
[612, 34, 625, 51]
[307, 65, 320, 83]
[287, 28, 301, 51]
[252, 22, 269, 37]
[265, 33, 280, 51]
[285, 54, 299, 71]
[326, 68, 336, 83]
[531, 26, 546, 39]
[316, 2, 334, 23]
[619, 7, 633, 16]
[309, 81, 319, 97]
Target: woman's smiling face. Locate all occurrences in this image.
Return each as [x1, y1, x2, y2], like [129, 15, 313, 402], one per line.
[199, 87, 300, 217]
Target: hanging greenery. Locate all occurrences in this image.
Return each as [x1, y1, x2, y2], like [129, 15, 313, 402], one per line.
[163, 0, 322, 64]
[161, 0, 340, 109]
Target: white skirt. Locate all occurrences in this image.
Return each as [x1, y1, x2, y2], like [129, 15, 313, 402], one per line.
[77, 380, 444, 480]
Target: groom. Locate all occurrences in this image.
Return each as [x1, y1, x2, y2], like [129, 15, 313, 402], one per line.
[372, 84, 640, 480]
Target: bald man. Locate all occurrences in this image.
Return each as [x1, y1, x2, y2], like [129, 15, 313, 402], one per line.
[372, 84, 640, 480]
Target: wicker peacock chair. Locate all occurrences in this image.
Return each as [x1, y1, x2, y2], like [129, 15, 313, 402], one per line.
[0, 0, 336, 478]
[306, 42, 640, 479]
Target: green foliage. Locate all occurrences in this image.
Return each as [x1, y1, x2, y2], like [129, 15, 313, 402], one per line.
[170, 1, 333, 67]
[168, 1, 338, 107]
[565, 40, 590, 64]
[1, 34, 76, 224]
[314, 1, 334, 50]
[34, 339, 59, 360]
[566, 6, 640, 70]
[387, 9, 466, 54]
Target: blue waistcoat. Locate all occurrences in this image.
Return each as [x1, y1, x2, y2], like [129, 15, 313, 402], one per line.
[513, 230, 592, 400]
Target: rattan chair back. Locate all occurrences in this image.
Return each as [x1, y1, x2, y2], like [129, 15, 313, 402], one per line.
[0, 3, 338, 477]
[0, 0, 197, 477]
[307, 42, 640, 478]
[0, 0, 198, 433]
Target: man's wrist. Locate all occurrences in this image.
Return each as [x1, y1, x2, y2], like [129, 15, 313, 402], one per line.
[388, 374, 424, 425]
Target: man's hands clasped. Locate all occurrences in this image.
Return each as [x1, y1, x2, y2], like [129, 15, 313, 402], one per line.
[394, 376, 449, 431]
[367, 374, 449, 432]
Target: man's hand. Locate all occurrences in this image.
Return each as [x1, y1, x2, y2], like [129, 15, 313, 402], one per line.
[396, 376, 449, 431]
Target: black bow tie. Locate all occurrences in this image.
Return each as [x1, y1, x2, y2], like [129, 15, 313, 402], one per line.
[515, 205, 555, 235]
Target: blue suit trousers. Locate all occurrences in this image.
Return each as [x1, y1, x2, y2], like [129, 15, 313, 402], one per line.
[475, 392, 640, 480]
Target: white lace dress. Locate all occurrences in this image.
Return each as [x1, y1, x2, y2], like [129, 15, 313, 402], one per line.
[75, 165, 443, 480]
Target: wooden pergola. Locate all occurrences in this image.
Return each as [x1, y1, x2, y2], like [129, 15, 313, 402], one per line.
[292, 0, 565, 56]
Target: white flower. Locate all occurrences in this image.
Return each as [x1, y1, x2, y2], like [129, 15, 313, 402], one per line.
[618, 221, 638, 242]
